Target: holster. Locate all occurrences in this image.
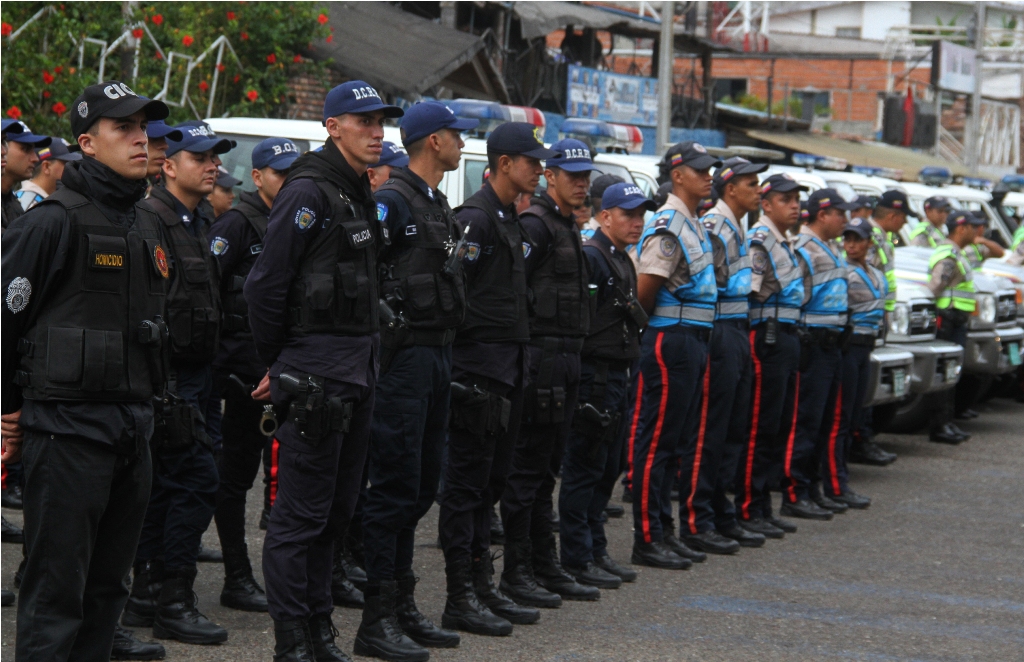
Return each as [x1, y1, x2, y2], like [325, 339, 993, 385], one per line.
[797, 326, 813, 372]
[279, 372, 354, 443]
[151, 392, 200, 452]
[450, 381, 512, 436]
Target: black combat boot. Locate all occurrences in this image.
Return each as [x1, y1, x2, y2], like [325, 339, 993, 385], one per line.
[337, 546, 368, 592]
[441, 559, 513, 637]
[110, 625, 166, 660]
[395, 573, 460, 648]
[354, 581, 430, 662]
[498, 538, 562, 609]
[273, 619, 315, 662]
[122, 559, 164, 627]
[220, 545, 268, 612]
[152, 567, 228, 644]
[531, 538, 600, 601]
[308, 611, 352, 661]
[331, 553, 365, 609]
[472, 554, 540, 625]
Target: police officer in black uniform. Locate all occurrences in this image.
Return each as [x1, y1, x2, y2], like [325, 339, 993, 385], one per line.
[207, 137, 301, 615]
[125, 120, 233, 645]
[558, 182, 652, 588]
[500, 137, 597, 604]
[2, 80, 168, 662]
[244, 80, 401, 662]
[1, 120, 50, 230]
[438, 122, 557, 636]
[353, 101, 478, 661]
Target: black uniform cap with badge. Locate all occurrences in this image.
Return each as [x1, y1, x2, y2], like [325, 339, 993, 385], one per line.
[69, 80, 169, 138]
[657, 141, 722, 183]
[875, 189, 919, 218]
[945, 210, 985, 233]
[805, 188, 859, 220]
[485, 122, 559, 160]
[843, 216, 874, 240]
[712, 157, 768, 193]
[759, 173, 808, 197]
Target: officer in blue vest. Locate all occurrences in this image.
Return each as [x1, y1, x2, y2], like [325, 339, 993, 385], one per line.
[629, 142, 721, 570]
[733, 173, 806, 539]
[679, 157, 768, 556]
[829, 216, 885, 509]
[782, 188, 857, 521]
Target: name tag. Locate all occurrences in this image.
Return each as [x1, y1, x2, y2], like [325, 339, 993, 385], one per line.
[349, 228, 373, 248]
[93, 252, 125, 269]
[250, 244, 263, 255]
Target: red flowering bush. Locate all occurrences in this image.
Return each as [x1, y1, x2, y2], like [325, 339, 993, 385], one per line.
[51, 102, 67, 115]
[181, 34, 194, 47]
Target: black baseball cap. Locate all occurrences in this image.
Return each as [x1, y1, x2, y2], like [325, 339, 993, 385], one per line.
[660, 141, 722, 172]
[806, 188, 859, 218]
[166, 121, 235, 157]
[1, 119, 24, 137]
[945, 210, 985, 232]
[850, 194, 875, 210]
[70, 80, 168, 138]
[876, 189, 919, 217]
[590, 173, 625, 201]
[37, 138, 81, 163]
[146, 120, 183, 142]
[713, 157, 767, 192]
[3, 120, 51, 147]
[486, 122, 559, 160]
[843, 216, 873, 239]
[759, 173, 808, 196]
[923, 195, 951, 211]
[215, 165, 242, 189]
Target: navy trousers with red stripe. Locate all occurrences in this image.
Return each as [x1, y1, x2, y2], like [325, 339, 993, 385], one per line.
[733, 325, 801, 521]
[263, 370, 374, 622]
[827, 344, 871, 497]
[630, 326, 708, 545]
[680, 321, 753, 535]
[783, 340, 843, 504]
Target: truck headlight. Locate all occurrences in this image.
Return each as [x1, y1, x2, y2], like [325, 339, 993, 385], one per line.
[977, 294, 996, 324]
[889, 303, 910, 336]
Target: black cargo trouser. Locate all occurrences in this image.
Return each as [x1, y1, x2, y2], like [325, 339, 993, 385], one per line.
[17, 431, 151, 662]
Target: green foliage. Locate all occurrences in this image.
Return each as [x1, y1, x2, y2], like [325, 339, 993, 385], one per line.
[737, 93, 767, 112]
[1, 2, 331, 137]
[771, 97, 802, 117]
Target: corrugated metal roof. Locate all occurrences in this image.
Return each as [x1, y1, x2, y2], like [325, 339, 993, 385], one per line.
[745, 129, 978, 181]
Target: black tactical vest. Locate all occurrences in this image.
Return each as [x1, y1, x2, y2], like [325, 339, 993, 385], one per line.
[220, 190, 269, 336]
[16, 188, 167, 402]
[145, 190, 220, 364]
[522, 196, 590, 338]
[582, 237, 642, 364]
[284, 170, 383, 337]
[376, 169, 466, 330]
[455, 190, 530, 343]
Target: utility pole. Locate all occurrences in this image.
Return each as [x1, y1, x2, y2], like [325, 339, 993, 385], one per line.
[967, 2, 986, 172]
[120, 1, 138, 82]
[656, 1, 674, 152]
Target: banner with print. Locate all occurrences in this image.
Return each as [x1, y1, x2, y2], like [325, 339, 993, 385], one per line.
[566, 65, 659, 127]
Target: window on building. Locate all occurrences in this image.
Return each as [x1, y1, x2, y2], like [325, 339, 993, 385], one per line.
[715, 78, 748, 103]
[836, 27, 861, 39]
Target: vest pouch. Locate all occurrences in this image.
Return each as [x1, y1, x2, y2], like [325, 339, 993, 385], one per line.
[151, 393, 197, 451]
[301, 274, 336, 327]
[558, 289, 582, 330]
[553, 244, 578, 275]
[335, 263, 371, 323]
[450, 382, 491, 436]
[436, 273, 459, 313]
[81, 329, 124, 392]
[178, 257, 211, 291]
[533, 288, 558, 319]
[404, 273, 439, 314]
[45, 327, 84, 384]
[83, 234, 128, 294]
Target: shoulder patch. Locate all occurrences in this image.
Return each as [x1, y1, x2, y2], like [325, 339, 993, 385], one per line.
[6, 277, 32, 314]
[153, 244, 170, 278]
[659, 236, 677, 258]
[376, 202, 388, 223]
[522, 242, 532, 258]
[465, 242, 480, 261]
[210, 236, 229, 256]
[652, 210, 673, 229]
[751, 249, 768, 274]
[294, 207, 316, 232]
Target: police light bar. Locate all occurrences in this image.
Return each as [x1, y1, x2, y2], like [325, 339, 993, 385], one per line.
[792, 152, 847, 171]
[958, 176, 992, 190]
[559, 118, 643, 154]
[852, 165, 904, 180]
[919, 166, 953, 186]
[1001, 174, 1024, 192]
[445, 99, 545, 138]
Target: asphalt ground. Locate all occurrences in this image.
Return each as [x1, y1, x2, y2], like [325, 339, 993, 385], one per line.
[3, 395, 1023, 662]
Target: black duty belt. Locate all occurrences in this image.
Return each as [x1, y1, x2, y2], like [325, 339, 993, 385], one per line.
[407, 328, 457, 346]
[807, 327, 844, 345]
[529, 336, 585, 353]
[847, 334, 877, 348]
[716, 319, 750, 331]
[661, 324, 712, 343]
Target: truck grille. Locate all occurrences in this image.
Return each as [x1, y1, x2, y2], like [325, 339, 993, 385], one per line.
[997, 295, 1017, 324]
[909, 303, 936, 335]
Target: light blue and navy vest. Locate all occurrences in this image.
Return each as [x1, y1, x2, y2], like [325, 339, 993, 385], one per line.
[847, 263, 887, 336]
[794, 234, 848, 331]
[747, 225, 804, 325]
[636, 209, 717, 328]
[701, 211, 751, 320]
